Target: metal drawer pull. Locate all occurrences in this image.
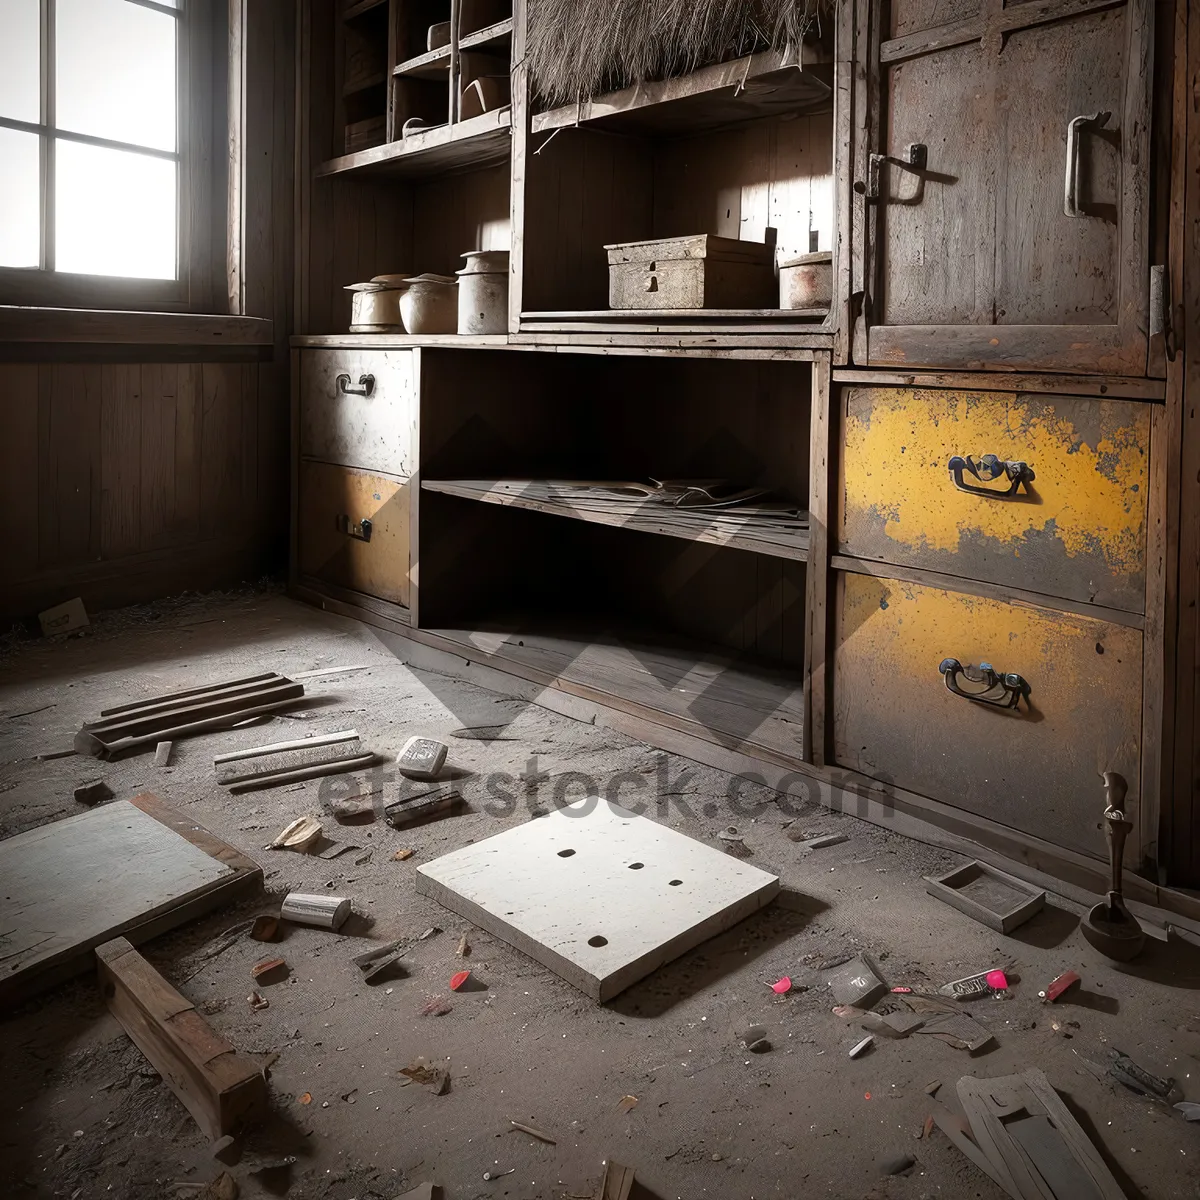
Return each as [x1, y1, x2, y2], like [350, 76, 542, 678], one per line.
[939, 658, 1030, 710]
[337, 515, 372, 542]
[336, 373, 375, 397]
[948, 453, 1035, 498]
[862, 143, 927, 201]
[1064, 111, 1110, 217]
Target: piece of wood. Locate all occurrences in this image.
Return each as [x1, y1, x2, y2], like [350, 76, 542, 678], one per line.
[229, 752, 377, 794]
[806, 353, 833, 764]
[0, 307, 272, 345]
[830, 368, 1165, 401]
[96, 936, 268, 1139]
[0, 795, 261, 1006]
[154, 741, 173, 767]
[417, 799, 779, 1001]
[599, 1160, 636, 1200]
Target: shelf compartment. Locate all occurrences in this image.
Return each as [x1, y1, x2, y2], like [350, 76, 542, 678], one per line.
[520, 307, 830, 333]
[532, 48, 833, 137]
[316, 107, 512, 179]
[422, 478, 810, 561]
[416, 616, 807, 764]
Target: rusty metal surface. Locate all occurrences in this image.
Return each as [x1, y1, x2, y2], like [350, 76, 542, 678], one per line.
[832, 572, 1142, 860]
[839, 386, 1149, 612]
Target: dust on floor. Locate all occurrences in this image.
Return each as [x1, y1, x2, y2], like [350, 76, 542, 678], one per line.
[1, 590, 1197, 1199]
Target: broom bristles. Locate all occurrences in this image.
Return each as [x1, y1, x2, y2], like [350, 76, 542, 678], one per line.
[527, 0, 829, 108]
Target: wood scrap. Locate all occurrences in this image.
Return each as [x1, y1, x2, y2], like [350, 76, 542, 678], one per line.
[384, 787, 465, 829]
[267, 816, 322, 853]
[509, 1119, 556, 1143]
[214, 730, 374, 792]
[76, 674, 305, 760]
[154, 740, 174, 767]
[599, 1159, 636, 1200]
[96, 936, 268, 1139]
[954, 1070, 1125, 1200]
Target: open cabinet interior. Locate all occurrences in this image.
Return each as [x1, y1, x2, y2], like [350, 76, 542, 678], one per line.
[519, 32, 835, 325]
[412, 349, 811, 760]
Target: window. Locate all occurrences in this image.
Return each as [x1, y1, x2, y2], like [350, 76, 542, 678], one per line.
[0, 0, 217, 306]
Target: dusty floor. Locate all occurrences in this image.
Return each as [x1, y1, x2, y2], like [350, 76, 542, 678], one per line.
[1, 589, 1198, 1200]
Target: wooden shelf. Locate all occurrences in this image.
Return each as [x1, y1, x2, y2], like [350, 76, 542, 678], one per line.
[315, 107, 512, 179]
[417, 616, 806, 764]
[393, 45, 451, 80]
[291, 333, 509, 349]
[422, 479, 810, 561]
[461, 17, 513, 51]
[532, 48, 834, 137]
[521, 308, 830, 334]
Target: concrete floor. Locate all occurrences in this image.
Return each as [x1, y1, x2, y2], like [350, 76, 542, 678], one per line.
[1, 589, 1198, 1200]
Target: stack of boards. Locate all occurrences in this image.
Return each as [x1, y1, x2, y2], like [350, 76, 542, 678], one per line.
[75, 673, 305, 760]
[214, 729, 375, 794]
[936, 1070, 1125, 1200]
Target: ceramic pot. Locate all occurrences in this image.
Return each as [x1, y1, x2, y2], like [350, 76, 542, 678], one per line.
[399, 273, 458, 334]
[345, 274, 411, 332]
[457, 250, 509, 335]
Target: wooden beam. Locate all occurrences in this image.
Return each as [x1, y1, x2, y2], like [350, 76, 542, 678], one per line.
[96, 936, 268, 1139]
[0, 307, 273, 345]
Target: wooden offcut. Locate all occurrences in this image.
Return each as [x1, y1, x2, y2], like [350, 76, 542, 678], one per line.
[96, 937, 269, 1139]
[417, 799, 779, 1001]
[0, 794, 262, 1006]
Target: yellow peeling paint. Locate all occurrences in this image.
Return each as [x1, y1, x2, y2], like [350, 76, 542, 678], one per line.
[841, 388, 1148, 576]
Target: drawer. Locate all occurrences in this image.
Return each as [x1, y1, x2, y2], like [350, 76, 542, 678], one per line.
[299, 349, 415, 476]
[839, 387, 1149, 612]
[298, 461, 410, 607]
[832, 572, 1141, 860]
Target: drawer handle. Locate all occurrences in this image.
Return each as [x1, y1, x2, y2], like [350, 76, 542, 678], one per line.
[938, 658, 1030, 710]
[337, 515, 372, 542]
[336, 373, 375, 397]
[1064, 111, 1110, 217]
[948, 454, 1035, 498]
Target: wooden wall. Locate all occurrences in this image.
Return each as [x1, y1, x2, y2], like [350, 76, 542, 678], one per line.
[0, 1, 296, 622]
[0, 362, 276, 618]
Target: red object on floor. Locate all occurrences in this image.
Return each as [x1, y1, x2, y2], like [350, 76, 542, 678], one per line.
[1041, 969, 1081, 1003]
[450, 970, 471, 991]
[769, 976, 792, 994]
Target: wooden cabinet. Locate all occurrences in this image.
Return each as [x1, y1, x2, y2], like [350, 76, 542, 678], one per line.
[856, 0, 1156, 374]
[293, 346, 416, 615]
[838, 385, 1150, 612]
[299, 348, 416, 476]
[832, 572, 1142, 859]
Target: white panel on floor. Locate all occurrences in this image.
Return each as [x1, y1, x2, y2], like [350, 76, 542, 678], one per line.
[416, 799, 780, 1001]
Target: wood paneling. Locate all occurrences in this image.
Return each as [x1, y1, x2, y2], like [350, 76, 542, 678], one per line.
[1, 363, 273, 619]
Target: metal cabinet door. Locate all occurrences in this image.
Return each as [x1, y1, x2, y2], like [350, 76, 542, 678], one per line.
[855, 0, 1154, 374]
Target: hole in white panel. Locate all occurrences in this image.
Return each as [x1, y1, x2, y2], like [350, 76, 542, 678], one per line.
[668, 879, 682, 886]
[557, 848, 575, 858]
[587, 935, 608, 948]
[628, 862, 644, 870]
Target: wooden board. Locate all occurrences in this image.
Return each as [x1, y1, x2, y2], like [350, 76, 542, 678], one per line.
[416, 799, 780, 1000]
[96, 936, 268, 1139]
[0, 794, 262, 1006]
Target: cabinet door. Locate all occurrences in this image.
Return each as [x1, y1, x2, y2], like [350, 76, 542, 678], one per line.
[858, 0, 1153, 374]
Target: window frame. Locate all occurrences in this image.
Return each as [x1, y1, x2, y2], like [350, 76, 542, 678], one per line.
[0, 0, 219, 312]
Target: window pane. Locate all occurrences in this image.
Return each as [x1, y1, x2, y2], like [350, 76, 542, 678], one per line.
[0, 127, 40, 268]
[0, 0, 41, 123]
[56, 0, 177, 152]
[56, 141, 176, 279]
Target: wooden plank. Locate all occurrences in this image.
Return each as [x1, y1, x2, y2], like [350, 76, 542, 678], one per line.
[96, 936, 269, 1139]
[0, 795, 261, 1006]
[507, 0, 528, 334]
[100, 364, 143, 558]
[830, 368, 1165, 401]
[0, 364, 40, 584]
[0, 308, 272, 345]
[37, 364, 102, 569]
[805, 353, 833, 764]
